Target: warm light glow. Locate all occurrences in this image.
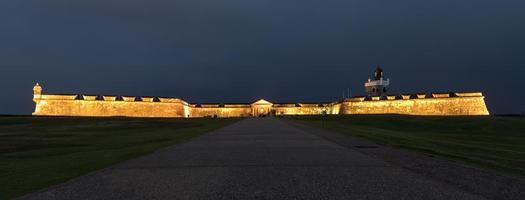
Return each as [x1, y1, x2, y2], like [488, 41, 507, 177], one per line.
[32, 84, 490, 117]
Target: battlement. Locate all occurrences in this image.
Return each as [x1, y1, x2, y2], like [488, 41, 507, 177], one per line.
[338, 92, 489, 116]
[32, 84, 490, 117]
[38, 94, 78, 100]
[343, 92, 484, 102]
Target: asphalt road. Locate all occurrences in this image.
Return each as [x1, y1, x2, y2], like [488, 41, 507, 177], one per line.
[21, 118, 487, 200]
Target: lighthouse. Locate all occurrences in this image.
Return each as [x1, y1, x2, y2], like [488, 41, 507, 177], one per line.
[364, 66, 390, 97]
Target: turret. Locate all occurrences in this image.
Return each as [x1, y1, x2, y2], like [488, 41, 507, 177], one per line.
[374, 66, 384, 80]
[33, 83, 43, 101]
[365, 66, 389, 97]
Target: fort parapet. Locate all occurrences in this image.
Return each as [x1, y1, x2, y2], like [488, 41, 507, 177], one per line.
[339, 93, 489, 115]
[32, 84, 489, 117]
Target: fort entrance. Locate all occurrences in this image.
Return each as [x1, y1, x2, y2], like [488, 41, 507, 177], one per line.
[251, 99, 273, 117]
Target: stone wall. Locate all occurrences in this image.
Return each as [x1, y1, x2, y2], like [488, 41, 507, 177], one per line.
[33, 95, 188, 117]
[188, 105, 252, 118]
[32, 85, 490, 117]
[339, 93, 489, 115]
[273, 104, 336, 116]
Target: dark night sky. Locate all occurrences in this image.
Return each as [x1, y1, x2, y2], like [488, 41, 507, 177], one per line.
[1, 0, 524, 114]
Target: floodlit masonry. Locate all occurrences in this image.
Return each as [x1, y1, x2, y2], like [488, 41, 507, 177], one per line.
[32, 68, 490, 117]
[31, 88, 490, 117]
[31, 90, 490, 117]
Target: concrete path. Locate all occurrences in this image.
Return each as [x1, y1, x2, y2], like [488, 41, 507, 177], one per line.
[21, 118, 486, 200]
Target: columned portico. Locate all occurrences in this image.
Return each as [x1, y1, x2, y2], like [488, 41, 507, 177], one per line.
[251, 99, 273, 117]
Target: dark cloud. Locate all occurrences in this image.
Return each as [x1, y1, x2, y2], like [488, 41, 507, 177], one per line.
[1, 0, 524, 114]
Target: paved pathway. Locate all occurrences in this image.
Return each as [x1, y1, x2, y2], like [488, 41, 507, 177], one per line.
[21, 118, 486, 200]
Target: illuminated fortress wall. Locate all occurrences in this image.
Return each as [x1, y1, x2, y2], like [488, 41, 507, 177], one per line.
[33, 95, 189, 118]
[188, 105, 252, 118]
[339, 93, 489, 115]
[273, 103, 339, 116]
[32, 84, 489, 117]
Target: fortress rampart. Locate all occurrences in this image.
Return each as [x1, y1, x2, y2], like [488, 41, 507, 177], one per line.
[32, 84, 489, 117]
[33, 94, 189, 118]
[339, 93, 489, 115]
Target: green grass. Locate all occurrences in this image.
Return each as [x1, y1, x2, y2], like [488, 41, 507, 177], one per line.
[290, 115, 525, 178]
[0, 116, 240, 199]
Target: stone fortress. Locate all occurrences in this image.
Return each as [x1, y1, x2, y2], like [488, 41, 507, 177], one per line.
[32, 67, 490, 117]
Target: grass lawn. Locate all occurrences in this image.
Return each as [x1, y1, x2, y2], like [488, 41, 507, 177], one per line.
[0, 116, 240, 199]
[290, 115, 525, 178]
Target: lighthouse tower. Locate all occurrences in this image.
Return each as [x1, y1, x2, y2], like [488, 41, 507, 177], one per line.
[364, 66, 390, 97]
